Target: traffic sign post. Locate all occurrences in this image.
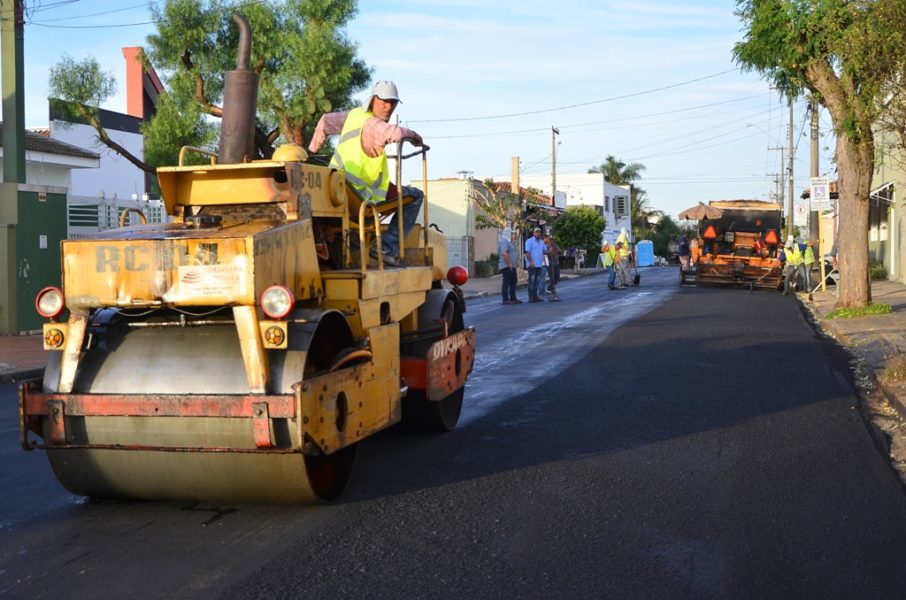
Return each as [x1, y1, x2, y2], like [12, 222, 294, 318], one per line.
[810, 176, 831, 211]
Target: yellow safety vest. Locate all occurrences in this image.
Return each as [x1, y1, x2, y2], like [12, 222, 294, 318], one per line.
[803, 245, 816, 265]
[330, 107, 390, 203]
[786, 245, 802, 266]
[602, 247, 617, 267]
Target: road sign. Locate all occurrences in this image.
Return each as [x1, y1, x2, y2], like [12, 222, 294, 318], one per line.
[810, 176, 831, 211]
[794, 199, 809, 227]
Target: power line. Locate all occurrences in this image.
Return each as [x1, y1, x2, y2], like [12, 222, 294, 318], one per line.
[29, 18, 158, 28]
[32, 1, 154, 23]
[424, 93, 771, 141]
[23, 0, 267, 28]
[408, 68, 742, 124]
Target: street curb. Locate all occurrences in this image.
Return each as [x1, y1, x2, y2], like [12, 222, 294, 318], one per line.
[805, 300, 906, 422]
[0, 368, 44, 385]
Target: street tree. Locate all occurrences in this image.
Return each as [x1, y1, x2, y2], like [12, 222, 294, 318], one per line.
[550, 204, 606, 262]
[48, 0, 370, 172]
[588, 155, 645, 184]
[734, 0, 906, 308]
[649, 214, 681, 258]
[49, 57, 160, 174]
[471, 179, 521, 232]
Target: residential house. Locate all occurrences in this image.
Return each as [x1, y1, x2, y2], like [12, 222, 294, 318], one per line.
[0, 47, 164, 333]
[494, 172, 632, 244]
[874, 131, 905, 282]
[0, 124, 100, 332]
[418, 176, 557, 275]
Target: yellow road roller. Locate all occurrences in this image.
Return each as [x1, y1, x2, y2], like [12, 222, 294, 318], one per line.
[18, 15, 475, 504]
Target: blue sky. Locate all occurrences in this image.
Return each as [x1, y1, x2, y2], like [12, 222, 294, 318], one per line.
[15, 0, 836, 218]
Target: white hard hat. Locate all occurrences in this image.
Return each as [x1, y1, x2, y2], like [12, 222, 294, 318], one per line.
[365, 80, 401, 108]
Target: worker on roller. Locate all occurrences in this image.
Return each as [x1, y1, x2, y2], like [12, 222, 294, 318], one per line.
[308, 80, 424, 266]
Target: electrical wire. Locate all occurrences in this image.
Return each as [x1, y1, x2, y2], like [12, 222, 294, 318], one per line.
[408, 68, 742, 124]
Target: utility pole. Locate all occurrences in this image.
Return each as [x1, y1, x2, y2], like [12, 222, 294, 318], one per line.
[551, 126, 559, 209]
[511, 156, 521, 231]
[769, 147, 785, 204]
[809, 97, 820, 243]
[1, 0, 26, 334]
[787, 97, 795, 239]
[512, 156, 525, 280]
[2, 0, 25, 183]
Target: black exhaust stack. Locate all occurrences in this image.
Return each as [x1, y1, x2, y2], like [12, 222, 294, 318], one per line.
[218, 14, 258, 164]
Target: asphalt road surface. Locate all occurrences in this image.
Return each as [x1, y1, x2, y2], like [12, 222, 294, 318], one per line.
[3, 268, 906, 599]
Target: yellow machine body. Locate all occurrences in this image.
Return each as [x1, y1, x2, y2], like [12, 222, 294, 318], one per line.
[20, 154, 474, 504]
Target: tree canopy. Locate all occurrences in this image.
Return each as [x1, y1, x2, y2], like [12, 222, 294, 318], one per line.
[49, 0, 371, 172]
[588, 155, 645, 185]
[734, 0, 906, 308]
[470, 179, 521, 232]
[550, 204, 605, 261]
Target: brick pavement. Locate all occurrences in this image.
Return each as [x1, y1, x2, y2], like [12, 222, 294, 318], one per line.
[0, 332, 47, 383]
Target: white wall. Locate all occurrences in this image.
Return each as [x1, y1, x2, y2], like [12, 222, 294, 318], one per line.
[24, 160, 71, 188]
[0, 148, 96, 187]
[492, 172, 633, 243]
[50, 120, 145, 200]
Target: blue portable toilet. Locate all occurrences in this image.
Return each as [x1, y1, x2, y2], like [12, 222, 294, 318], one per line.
[635, 240, 654, 267]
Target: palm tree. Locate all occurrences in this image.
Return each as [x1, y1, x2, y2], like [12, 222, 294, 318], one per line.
[588, 155, 645, 185]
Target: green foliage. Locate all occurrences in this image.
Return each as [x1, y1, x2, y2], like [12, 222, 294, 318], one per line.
[142, 91, 217, 168]
[550, 205, 605, 260]
[588, 155, 644, 184]
[733, 0, 906, 307]
[48, 0, 371, 170]
[649, 214, 681, 257]
[475, 253, 499, 278]
[145, 0, 370, 156]
[870, 260, 888, 280]
[472, 179, 521, 231]
[49, 55, 117, 116]
[825, 303, 892, 320]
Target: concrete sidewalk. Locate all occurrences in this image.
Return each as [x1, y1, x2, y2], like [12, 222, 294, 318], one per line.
[806, 279, 906, 419]
[0, 331, 49, 384]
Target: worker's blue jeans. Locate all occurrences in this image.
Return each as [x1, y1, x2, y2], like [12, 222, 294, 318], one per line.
[381, 186, 423, 258]
[527, 267, 543, 298]
[608, 265, 618, 288]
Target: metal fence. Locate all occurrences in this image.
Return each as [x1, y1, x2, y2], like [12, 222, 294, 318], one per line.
[446, 236, 474, 275]
[67, 196, 165, 239]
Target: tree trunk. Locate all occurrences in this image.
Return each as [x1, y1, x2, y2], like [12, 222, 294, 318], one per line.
[834, 134, 873, 309]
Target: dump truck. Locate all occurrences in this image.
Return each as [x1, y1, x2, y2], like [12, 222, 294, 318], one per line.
[681, 200, 783, 289]
[18, 15, 475, 504]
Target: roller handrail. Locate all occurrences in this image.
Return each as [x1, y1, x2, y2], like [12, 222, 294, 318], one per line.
[399, 144, 429, 160]
[178, 146, 218, 166]
[119, 207, 148, 228]
[359, 201, 384, 274]
[391, 140, 430, 262]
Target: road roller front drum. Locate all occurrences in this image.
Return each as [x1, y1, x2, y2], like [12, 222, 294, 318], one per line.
[24, 309, 366, 504]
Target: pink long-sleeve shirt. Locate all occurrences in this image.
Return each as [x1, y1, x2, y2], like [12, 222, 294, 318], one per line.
[307, 111, 419, 158]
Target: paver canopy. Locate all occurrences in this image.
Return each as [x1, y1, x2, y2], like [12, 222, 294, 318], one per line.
[678, 202, 723, 221]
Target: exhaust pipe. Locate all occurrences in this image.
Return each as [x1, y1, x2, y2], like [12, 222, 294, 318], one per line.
[218, 14, 259, 164]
